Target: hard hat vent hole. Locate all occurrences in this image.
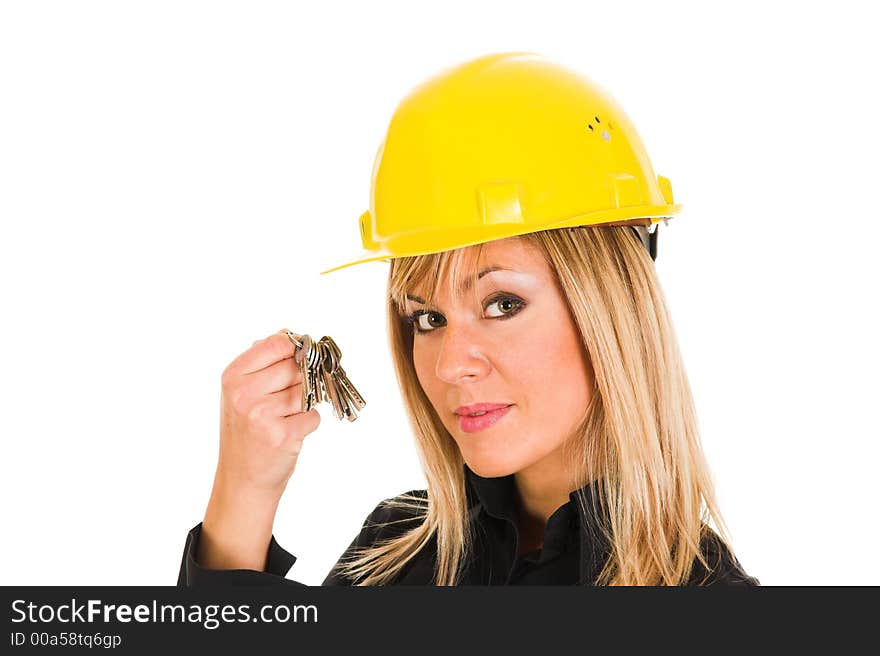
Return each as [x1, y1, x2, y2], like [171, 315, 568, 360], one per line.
[587, 115, 612, 135]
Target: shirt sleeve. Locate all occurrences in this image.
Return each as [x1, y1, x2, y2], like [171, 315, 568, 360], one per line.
[177, 489, 428, 587]
[176, 522, 308, 587]
[319, 490, 427, 585]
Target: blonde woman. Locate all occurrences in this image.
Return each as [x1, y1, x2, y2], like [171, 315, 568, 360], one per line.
[178, 53, 758, 586]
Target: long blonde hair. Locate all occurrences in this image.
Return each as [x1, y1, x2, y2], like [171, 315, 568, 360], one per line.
[330, 224, 734, 585]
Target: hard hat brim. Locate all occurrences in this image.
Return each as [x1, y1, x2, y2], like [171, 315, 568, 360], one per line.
[320, 204, 681, 275]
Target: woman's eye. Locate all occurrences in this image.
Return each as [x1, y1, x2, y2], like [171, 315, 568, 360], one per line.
[407, 296, 524, 334]
[411, 311, 446, 333]
[484, 295, 525, 319]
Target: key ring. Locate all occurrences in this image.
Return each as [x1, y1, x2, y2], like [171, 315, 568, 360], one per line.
[279, 327, 366, 421]
[282, 328, 303, 349]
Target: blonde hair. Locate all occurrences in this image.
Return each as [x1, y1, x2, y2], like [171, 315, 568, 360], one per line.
[330, 224, 735, 585]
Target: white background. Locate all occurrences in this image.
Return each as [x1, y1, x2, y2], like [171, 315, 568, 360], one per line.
[1, 0, 877, 586]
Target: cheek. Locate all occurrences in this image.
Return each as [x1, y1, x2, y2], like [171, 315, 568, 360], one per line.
[412, 342, 438, 397]
[551, 328, 593, 406]
[517, 316, 592, 410]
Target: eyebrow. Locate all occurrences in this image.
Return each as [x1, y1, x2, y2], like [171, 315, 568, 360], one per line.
[405, 266, 511, 304]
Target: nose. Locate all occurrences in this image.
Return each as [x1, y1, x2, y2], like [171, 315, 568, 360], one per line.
[434, 321, 492, 384]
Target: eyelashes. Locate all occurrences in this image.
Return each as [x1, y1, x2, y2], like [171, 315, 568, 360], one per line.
[404, 293, 527, 334]
[408, 309, 446, 333]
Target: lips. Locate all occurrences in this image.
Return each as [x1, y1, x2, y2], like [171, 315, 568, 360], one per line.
[454, 403, 513, 433]
[454, 402, 512, 416]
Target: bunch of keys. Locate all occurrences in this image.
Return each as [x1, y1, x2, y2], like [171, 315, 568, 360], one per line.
[284, 330, 366, 422]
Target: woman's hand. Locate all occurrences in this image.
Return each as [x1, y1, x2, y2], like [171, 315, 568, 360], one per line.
[216, 330, 321, 497]
[198, 330, 322, 571]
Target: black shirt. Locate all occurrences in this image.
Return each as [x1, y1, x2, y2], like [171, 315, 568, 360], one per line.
[178, 464, 759, 586]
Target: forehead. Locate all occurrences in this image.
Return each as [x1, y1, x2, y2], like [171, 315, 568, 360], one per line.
[446, 237, 548, 273]
[407, 236, 549, 298]
[477, 236, 543, 265]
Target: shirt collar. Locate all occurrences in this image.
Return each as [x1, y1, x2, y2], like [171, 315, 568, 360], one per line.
[463, 463, 601, 522]
[463, 463, 610, 583]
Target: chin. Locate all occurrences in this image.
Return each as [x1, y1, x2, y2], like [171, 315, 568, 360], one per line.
[463, 457, 521, 479]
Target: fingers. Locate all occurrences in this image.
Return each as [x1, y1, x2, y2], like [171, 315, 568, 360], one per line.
[243, 354, 303, 396]
[227, 331, 299, 377]
[279, 409, 322, 453]
[246, 384, 321, 450]
[242, 383, 309, 428]
[264, 382, 304, 418]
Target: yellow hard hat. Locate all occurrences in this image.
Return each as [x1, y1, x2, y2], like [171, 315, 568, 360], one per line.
[321, 51, 681, 275]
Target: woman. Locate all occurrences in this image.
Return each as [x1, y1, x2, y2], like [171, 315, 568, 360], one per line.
[178, 52, 759, 586]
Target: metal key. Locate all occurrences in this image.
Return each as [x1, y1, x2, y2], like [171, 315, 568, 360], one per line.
[322, 337, 365, 416]
[296, 334, 314, 412]
[322, 337, 357, 420]
[324, 338, 365, 411]
[311, 340, 324, 408]
[285, 329, 365, 420]
[307, 337, 322, 409]
[319, 343, 344, 420]
[338, 385, 357, 421]
[314, 339, 329, 407]
[331, 366, 357, 421]
[332, 375, 354, 421]
[286, 330, 311, 413]
[336, 369, 366, 411]
[313, 337, 351, 420]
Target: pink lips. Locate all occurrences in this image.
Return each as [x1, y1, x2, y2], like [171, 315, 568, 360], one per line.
[454, 403, 513, 433]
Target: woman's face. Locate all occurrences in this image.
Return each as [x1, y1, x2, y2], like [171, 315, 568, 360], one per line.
[403, 237, 595, 479]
